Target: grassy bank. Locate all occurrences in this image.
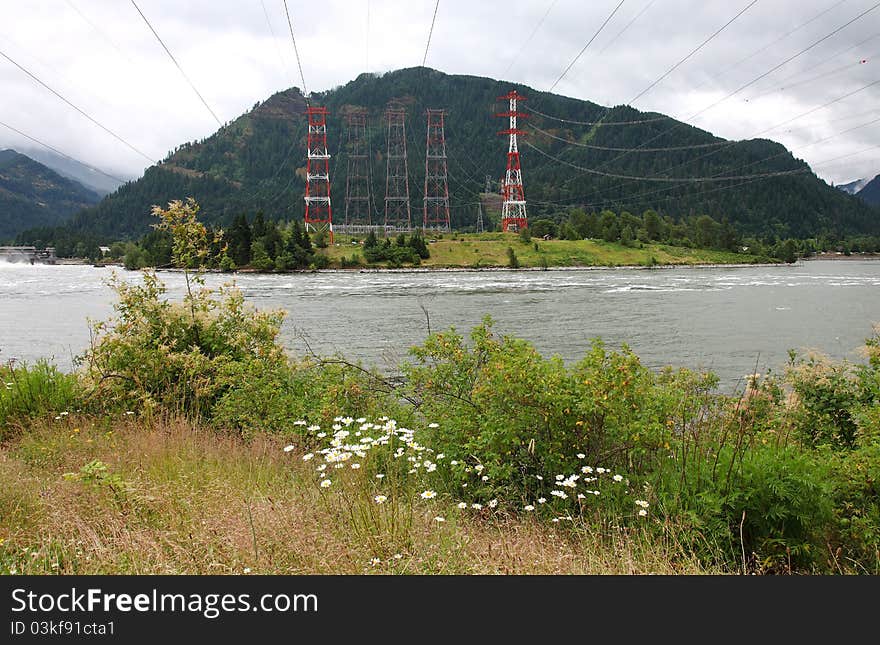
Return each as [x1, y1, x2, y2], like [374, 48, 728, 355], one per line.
[0, 415, 715, 575]
[323, 232, 769, 269]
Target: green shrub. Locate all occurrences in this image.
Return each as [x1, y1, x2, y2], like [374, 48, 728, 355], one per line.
[0, 361, 82, 435]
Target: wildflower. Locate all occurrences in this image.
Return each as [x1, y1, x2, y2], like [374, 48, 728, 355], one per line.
[471, 503, 483, 510]
[450, 460, 459, 465]
[577, 453, 585, 459]
[124, 411, 134, 416]
[376, 474, 385, 479]
[555, 474, 564, 481]
[537, 497, 547, 504]
[457, 502, 468, 509]
[356, 417, 366, 423]
[301, 452, 314, 460]
[350, 463, 361, 469]
[434, 516, 445, 523]
[536, 475, 543, 480]
[428, 422, 439, 428]
[392, 554, 403, 560]
[581, 466, 593, 474]
[488, 499, 498, 508]
[638, 509, 648, 517]
[552, 518, 560, 523]
[293, 420, 307, 426]
[524, 504, 535, 511]
[550, 490, 568, 499]
[474, 464, 484, 473]
[320, 479, 332, 488]
[317, 432, 327, 438]
[577, 493, 586, 500]
[243, 567, 252, 574]
[332, 424, 342, 431]
[307, 425, 320, 432]
[635, 500, 649, 508]
[420, 490, 437, 499]
[374, 495, 388, 504]
[481, 475, 489, 482]
[370, 557, 381, 566]
[613, 474, 623, 482]
[436, 453, 445, 459]
[596, 467, 607, 474]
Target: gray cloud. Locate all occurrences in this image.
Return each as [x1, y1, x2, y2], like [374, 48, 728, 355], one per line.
[1, 0, 877, 186]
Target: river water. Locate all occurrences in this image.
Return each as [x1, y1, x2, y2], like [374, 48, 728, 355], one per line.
[1, 259, 878, 391]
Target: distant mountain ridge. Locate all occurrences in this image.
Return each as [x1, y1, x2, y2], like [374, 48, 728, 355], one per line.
[36, 67, 880, 241]
[20, 147, 127, 196]
[837, 178, 869, 195]
[856, 174, 880, 206]
[0, 149, 101, 241]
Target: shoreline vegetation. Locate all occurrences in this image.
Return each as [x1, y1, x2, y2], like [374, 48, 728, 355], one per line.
[2, 200, 879, 575]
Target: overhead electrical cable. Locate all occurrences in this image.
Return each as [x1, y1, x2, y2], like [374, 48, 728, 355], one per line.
[282, 0, 309, 101]
[259, 0, 291, 81]
[685, 1, 880, 122]
[422, 0, 441, 66]
[0, 48, 156, 163]
[501, 0, 560, 77]
[529, 124, 728, 152]
[0, 119, 129, 184]
[129, 0, 222, 126]
[597, 0, 656, 55]
[689, 0, 849, 94]
[64, 0, 135, 64]
[548, 0, 627, 93]
[628, 0, 759, 105]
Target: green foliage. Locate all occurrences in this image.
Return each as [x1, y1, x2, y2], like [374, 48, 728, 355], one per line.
[0, 361, 82, 436]
[506, 246, 519, 268]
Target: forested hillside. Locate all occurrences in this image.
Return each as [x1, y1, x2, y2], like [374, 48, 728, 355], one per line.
[0, 150, 101, 241]
[31, 67, 879, 243]
[856, 174, 880, 206]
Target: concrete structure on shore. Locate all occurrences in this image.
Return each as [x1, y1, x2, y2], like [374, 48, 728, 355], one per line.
[0, 246, 57, 264]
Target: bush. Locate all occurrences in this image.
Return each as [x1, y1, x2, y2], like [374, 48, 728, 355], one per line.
[0, 361, 82, 436]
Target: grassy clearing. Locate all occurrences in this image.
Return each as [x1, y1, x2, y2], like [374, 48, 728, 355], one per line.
[0, 415, 718, 575]
[323, 233, 766, 269]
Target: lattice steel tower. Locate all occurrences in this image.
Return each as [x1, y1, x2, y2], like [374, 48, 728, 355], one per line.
[343, 110, 372, 228]
[304, 105, 333, 243]
[423, 109, 450, 231]
[383, 106, 411, 231]
[496, 90, 528, 232]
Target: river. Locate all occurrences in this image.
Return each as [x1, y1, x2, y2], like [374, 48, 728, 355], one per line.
[1, 258, 878, 391]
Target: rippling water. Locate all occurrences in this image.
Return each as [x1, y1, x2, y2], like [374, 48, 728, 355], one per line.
[1, 259, 879, 390]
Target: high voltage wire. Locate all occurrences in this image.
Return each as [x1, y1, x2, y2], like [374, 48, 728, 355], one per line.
[628, 0, 759, 105]
[0, 48, 156, 163]
[282, 0, 309, 101]
[259, 0, 290, 82]
[548, 0, 627, 93]
[744, 57, 870, 103]
[524, 106, 671, 126]
[422, 0, 441, 67]
[129, 0, 222, 126]
[529, 124, 728, 152]
[501, 0, 560, 78]
[686, 1, 880, 122]
[689, 0, 849, 95]
[597, 0, 656, 55]
[523, 140, 808, 182]
[64, 0, 134, 64]
[0, 119, 129, 185]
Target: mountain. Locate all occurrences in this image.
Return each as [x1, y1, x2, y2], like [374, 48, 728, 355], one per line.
[48, 68, 879, 241]
[856, 174, 880, 207]
[20, 147, 127, 196]
[837, 178, 869, 195]
[0, 149, 101, 241]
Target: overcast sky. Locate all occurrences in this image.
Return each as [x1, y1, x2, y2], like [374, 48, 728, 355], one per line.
[1, 0, 878, 187]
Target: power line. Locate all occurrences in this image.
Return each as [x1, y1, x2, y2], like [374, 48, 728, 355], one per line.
[0, 48, 156, 163]
[525, 105, 671, 126]
[422, 0, 441, 67]
[64, 0, 135, 64]
[598, 0, 656, 55]
[259, 0, 290, 82]
[129, 0, 222, 126]
[745, 56, 872, 103]
[628, 0, 759, 105]
[548, 0, 627, 93]
[282, 0, 309, 101]
[523, 140, 808, 182]
[686, 1, 880, 122]
[501, 0, 560, 78]
[529, 124, 728, 152]
[0, 119, 129, 185]
[689, 0, 849, 95]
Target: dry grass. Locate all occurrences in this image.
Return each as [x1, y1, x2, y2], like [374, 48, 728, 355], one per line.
[0, 416, 721, 575]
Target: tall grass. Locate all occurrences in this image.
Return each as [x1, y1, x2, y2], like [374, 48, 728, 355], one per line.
[0, 360, 81, 437]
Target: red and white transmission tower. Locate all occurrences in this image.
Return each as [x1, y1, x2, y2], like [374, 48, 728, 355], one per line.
[496, 90, 528, 232]
[304, 105, 333, 243]
[384, 106, 411, 231]
[423, 108, 450, 231]
[343, 109, 372, 229]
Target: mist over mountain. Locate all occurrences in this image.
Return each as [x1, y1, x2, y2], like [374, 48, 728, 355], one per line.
[856, 174, 880, 207]
[20, 147, 128, 196]
[0, 149, 101, 241]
